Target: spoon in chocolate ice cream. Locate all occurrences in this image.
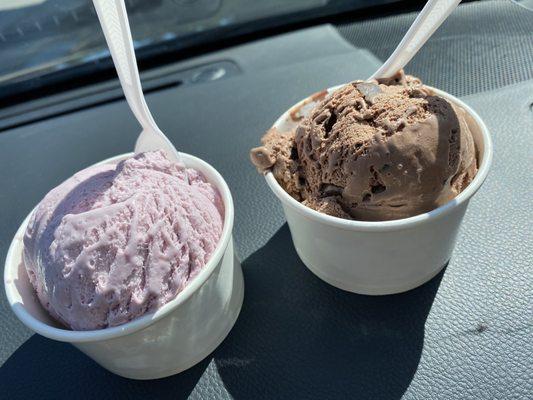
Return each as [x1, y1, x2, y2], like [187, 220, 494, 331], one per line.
[370, 0, 461, 80]
[250, 0, 478, 222]
[92, 0, 184, 166]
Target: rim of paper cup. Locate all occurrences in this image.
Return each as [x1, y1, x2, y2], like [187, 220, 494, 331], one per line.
[265, 85, 493, 233]
[4, 152, 234, 342]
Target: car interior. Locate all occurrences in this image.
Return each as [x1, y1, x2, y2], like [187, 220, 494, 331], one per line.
[0, 0, 531, 398]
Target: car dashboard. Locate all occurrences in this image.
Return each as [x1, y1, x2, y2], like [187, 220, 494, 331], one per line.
[0, 1, 532, 399]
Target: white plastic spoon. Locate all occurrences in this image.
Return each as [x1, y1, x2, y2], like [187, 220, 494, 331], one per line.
[92, 0, 183, 164]
[370, 0, 461, 79]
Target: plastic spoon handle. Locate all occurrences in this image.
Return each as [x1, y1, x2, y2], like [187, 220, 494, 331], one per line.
[370, 0, 461, 80]
[92, 0, 182, 163]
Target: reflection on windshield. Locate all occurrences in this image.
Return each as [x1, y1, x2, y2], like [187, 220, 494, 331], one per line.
[511, 0, 533, 10]
[0, 0, 329, 89]
[0, 0, 394, 102]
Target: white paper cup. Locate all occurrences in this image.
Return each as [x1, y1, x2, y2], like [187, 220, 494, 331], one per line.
[265, 86, 493, 295]
[4, 152, 244, 380]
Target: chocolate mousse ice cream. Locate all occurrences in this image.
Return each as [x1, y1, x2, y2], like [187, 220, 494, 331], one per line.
[251, 72, 477, 221]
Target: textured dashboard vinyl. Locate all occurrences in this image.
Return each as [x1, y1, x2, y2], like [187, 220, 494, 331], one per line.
[1, 67, 532, 400]
[337, 0, 533, 96]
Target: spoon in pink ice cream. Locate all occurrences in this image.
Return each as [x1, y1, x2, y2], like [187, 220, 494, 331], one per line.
[370, 0, 461, 80]
[92, 0, 184, 165]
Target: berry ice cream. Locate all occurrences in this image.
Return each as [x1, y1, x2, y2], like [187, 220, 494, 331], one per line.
[23, 151, 224, 330]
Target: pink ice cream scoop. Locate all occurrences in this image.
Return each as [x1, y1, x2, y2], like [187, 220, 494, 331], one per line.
[23, 151, 224, 331]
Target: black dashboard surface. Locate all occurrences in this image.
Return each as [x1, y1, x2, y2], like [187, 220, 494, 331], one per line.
[1, 1, 532, 399]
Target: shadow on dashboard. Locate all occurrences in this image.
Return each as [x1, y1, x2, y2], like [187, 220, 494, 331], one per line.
[214, 223, 445, 400]
[0, 333, 209, 400]
[0, 224, 444, 399]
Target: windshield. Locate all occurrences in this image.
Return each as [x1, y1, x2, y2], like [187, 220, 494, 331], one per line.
[0, 0, 396, 103]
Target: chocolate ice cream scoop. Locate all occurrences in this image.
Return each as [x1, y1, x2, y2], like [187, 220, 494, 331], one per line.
[251, 73, 477, 221]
